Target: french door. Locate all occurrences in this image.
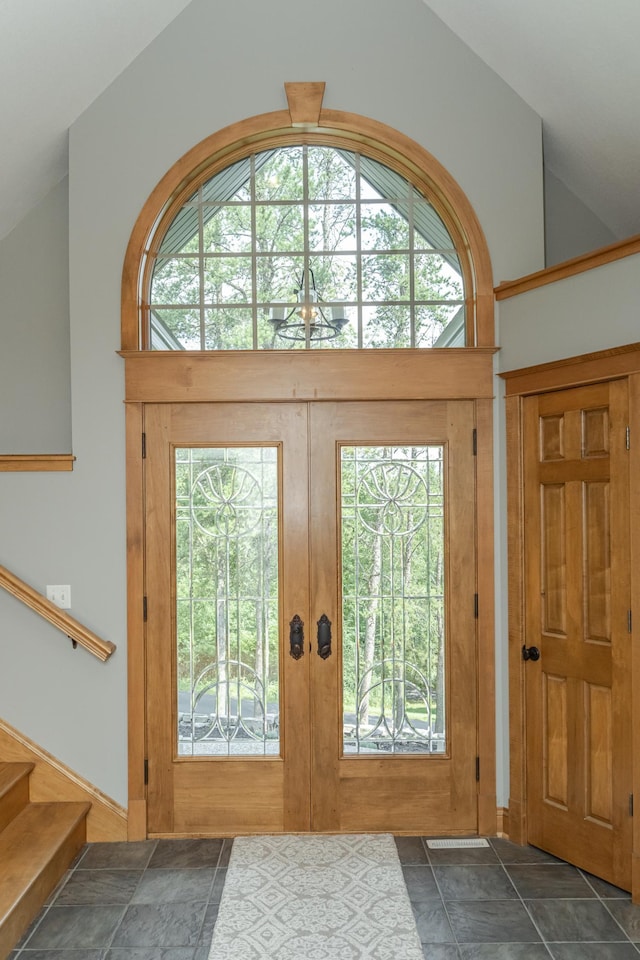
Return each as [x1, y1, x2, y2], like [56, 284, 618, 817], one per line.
[144, 399, 478, 835]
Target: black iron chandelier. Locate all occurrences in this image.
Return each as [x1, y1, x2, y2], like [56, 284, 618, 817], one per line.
[268, 269, 349, 342]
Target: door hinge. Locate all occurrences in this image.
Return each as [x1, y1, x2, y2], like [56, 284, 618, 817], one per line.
[626, 426, 631, 450]
[629, 610, 633, 634]
[144, 758, 149, 786]
[475, 757, 480, 782]
[142, 432, 147, 459]
[472, 428, 477, 456]
[143, 596, 148, 622]
[630, 794, 634, 816]
[474, 594, 479, 618]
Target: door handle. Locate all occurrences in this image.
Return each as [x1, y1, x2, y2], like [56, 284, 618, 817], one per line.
[522, 645, 540, 662]
[317, 614, 332, 659]
[289, 615, 304, 660]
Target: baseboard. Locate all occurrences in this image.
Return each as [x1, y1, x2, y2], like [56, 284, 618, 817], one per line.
[496, 806, 509, 838]
[0, 717, 127, 841]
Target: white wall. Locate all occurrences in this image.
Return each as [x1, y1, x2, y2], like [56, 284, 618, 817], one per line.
[0, 178, 71, 452]
[544, 167, 617, 267]
[0, 0, 546, 807]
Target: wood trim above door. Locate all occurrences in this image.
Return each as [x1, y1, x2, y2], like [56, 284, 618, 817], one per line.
[120, 349, 497, 405]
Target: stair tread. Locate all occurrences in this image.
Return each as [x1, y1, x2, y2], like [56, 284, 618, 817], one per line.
[0, 801, 90, 922]
[0, 762, 34, 800]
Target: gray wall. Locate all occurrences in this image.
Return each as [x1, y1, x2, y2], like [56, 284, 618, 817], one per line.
[544, 167, 618, 267]
[0, 0, 546, 807]
[498, 254, 640, 373]
[0, 178, 71, 452]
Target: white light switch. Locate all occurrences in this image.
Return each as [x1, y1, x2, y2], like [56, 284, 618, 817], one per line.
[46, 585, 71, 609]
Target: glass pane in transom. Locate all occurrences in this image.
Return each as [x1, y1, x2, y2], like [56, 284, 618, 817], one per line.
[149, 144, 467, 349]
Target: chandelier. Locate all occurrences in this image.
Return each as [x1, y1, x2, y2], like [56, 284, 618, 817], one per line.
[268, 269, 349, 342]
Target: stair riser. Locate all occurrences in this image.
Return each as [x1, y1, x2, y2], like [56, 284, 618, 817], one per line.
[0, 816, 86, 960]
[0, 774, 29, 835]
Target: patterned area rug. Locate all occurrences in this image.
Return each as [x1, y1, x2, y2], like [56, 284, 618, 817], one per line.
[208, 833, 424, 960]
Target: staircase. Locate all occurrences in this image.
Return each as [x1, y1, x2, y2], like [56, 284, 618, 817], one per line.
[0, 761, 90, 959]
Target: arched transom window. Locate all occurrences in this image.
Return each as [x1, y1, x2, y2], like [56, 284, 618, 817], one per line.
[146, 144, 467, 351]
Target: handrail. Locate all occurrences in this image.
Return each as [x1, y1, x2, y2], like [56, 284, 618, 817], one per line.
[0, 564, 115, 662]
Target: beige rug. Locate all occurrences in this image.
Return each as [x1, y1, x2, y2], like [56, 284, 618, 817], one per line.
[208, 833, 424, 960]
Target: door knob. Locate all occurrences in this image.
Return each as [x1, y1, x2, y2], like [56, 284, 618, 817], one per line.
[522, 645, 540, 662]
[317, 614, 332, 659]
[289, 615, 304, 660]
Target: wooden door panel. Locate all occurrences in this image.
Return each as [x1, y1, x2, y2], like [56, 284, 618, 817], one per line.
[309, 400, 478, 835]
[524, 380, 631, 888]
[585, 682, 613, 824]
[145, 402, 311, 836]
[145, 398, 481, 837]
[543, 673, 568, 808]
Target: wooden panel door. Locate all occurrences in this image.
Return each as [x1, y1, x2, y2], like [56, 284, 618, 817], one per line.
[523, 380, 632, 887]
[309, 400, 478, 834]
[144, 399, 479, 835]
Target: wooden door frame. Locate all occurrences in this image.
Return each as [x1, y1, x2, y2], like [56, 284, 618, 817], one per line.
[120, 89, 499, 840]
[501, 341, 640, 900]
[123, 349, 498, 840]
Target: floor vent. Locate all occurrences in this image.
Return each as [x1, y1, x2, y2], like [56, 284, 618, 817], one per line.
[426, 838, 490, 849]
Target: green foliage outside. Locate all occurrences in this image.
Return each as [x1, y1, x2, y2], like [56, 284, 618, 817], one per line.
[163, 147, 454, 751]
[151, 146, 464, 350]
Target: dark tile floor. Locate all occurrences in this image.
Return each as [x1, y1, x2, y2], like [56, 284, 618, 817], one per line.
[8, 835, 640, 959]
[396, 836, 640, 959]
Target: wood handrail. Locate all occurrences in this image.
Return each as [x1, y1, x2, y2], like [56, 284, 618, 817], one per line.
[0, 565, 115, 662]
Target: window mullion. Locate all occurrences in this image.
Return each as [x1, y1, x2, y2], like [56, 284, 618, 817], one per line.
[198, 186, 206, 349]
[251, 154, 258, 350]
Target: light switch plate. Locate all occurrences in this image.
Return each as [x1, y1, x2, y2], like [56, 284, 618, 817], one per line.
[46, 584, 71, 609]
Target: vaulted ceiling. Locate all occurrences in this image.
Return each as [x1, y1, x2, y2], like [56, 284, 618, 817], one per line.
[1, 0, 638, 244]
[422, 0, 640, 240]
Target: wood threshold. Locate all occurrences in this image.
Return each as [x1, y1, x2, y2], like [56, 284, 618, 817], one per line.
[0, 455, 75, 473]
[495, 233, 640, 300]
[0, 565, 115, 662]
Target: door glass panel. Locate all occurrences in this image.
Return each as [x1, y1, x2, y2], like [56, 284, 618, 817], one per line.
[175, 446, 280, 756]
[341, 445, 446, 754]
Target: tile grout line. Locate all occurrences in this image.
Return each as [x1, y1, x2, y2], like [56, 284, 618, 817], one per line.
[489, 839, 557, 958]
[421, 836, 465, 957]
[579, 867, 640, 951]
[101, 838, 157, 956]
[490, 839, 638, 955]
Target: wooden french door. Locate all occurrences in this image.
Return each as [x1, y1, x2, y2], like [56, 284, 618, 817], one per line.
[144, 399, 478, 836]
[523, 380, 632, 888]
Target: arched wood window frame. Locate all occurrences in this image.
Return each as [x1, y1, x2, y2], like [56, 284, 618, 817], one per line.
[121, 86, 498, 841]
[122, 86, 494, 353]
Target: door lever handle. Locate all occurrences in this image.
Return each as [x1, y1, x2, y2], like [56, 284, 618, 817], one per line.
[317, 614, 332, 659]
[289, 615, 304, 660]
